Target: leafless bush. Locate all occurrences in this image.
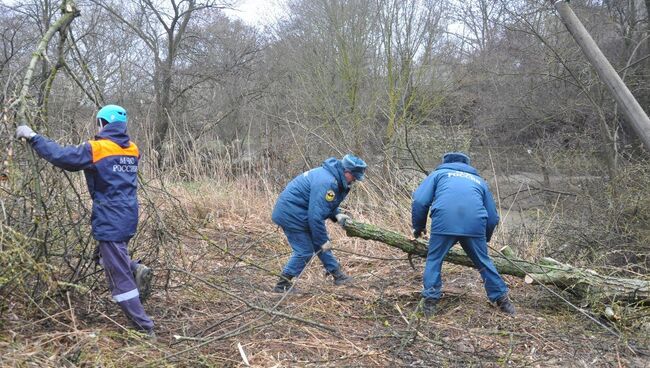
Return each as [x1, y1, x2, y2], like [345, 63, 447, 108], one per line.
[544, 161, 650, 272]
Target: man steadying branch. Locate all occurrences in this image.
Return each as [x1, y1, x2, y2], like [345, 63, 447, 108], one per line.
[16, 105, 155, 337]
[412, 152, 515, 317]
[271, 154, 367, 293]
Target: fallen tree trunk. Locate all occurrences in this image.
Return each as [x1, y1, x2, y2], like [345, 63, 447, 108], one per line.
[344, 221, 650, 304]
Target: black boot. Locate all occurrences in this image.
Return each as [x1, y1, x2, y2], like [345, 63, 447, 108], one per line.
[273, 273, 294, 293]
[496, 294, 516, 315]
[330, 268, 351, 285]
[133, 264, 153, 302]
[421, 298, 439, 318]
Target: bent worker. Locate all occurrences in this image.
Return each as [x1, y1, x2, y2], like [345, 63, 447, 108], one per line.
[16, 105, 155, 337]
[271, 154, 367, 293]
[411, 152, 515, 317]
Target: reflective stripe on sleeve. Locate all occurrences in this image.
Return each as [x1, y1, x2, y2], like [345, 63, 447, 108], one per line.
[112, 288, 139, 302]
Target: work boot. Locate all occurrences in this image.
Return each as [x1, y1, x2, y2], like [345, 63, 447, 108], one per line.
[496, 294, 516, 316]
[273, 273, 294, 293]
[134, 264, 153, 302]
[421, 298, 438, 318]
[330, 268, 351, 286]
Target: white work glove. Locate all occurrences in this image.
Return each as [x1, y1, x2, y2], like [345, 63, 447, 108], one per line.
[16, 125, 36, 140]
[335, 213, 351, 227]
[321, 241, 332, 251]
[412, 228, 426, 241]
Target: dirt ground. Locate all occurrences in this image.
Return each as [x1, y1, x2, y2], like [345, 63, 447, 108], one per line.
[2, 219, 649, 367]
[1, 180, 649, 367]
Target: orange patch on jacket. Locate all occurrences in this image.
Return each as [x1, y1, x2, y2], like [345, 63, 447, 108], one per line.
[89, 139, 139, 163]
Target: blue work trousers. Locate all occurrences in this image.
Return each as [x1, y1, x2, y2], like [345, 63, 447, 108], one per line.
[99, 241, 154, 332]
[422, 234, 508, 302]
[281, 228, 340, 277]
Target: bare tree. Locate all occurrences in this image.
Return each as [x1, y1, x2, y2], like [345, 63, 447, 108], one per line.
[92, 0, 233, 165]
[377, 0, 446, 143]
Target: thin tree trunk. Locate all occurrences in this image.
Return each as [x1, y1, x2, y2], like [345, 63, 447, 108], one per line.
[15, 0, 80, 126]
[153, 63, 172, 168]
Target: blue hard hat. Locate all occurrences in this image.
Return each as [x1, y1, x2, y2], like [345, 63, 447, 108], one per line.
[341, 154, 368, 181]
[96, 104, 127, 126]
[442, 152, 471, 165]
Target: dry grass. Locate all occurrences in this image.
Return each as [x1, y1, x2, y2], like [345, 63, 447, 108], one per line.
[2, 176, 649, 367]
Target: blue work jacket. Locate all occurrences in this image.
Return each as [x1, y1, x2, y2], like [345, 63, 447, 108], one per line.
[272, 158, 350, 247]
[30, 122, 140, 241]
[412, 162, 499, 241]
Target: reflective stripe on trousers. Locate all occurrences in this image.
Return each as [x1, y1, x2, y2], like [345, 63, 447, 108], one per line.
[99, 241, 154, 332]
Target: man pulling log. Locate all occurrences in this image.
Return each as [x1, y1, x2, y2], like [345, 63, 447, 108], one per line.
[411, 152, 516, 317]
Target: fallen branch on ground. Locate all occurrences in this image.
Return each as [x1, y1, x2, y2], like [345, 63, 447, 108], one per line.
[344, 221, 650, 304]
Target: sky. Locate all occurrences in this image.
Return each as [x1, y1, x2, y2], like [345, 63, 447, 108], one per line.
[222, 0, 283, 27]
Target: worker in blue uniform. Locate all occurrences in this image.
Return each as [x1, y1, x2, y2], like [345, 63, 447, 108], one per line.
[16, 105, 155, 336]
[412, 152, 515, 317]
[271, 154, 367, 292]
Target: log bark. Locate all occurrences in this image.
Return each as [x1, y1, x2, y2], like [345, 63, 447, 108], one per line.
[344, 221, 650, 304]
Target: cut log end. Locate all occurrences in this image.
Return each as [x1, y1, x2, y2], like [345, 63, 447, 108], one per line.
[524, 275, 535, 285]
[499, 245, 516, 258]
